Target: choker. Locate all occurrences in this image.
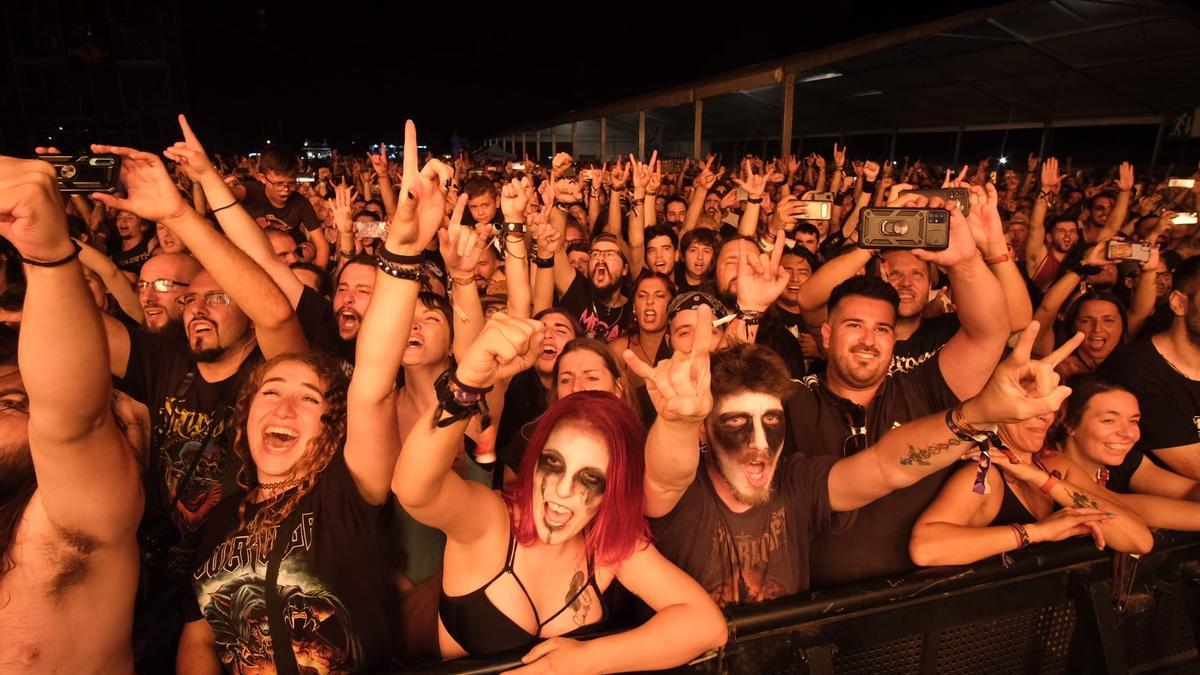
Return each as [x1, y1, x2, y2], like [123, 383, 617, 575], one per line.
[258, 476, 302, 491]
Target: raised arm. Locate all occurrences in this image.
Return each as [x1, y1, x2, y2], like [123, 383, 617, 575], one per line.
[626, 305, 714, 517]
[549, 180, 582, 296]
[348, 120, 449, 504]
[929, 199, 1010, 399]
[392, 314, 542, 541]
[683, 157, 721, 233]
[1025, 158, 1061, 277]
[829, 322, 1080, 512]
[76, 238, 144, 323]
[90, 144, 308, 359]
[1126, 246, 1161, 339]
[0, 157, 141, 543]
[439, 194, 488, 354]
[531, 213, 562, 315]
[368, 142, 397, 217]
[969, 183, 1032, 333]
[1097, 162, 1134, 241]
[734, 159, 767, 238]
[627, 153, 656, 278]
[164, 114, 307, 308]
[499, 178, 532, 319]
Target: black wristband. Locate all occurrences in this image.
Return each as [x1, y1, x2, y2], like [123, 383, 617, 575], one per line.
[378, 247, 423, 265]
[503, 222, 526, 235]
[211, 201, 237, 214]
[862, 180, 878, 194]
[534, 256, 555, 269]
[19, 241, 82, 268]
[374, 255, 424, 282]
[746, 196, 763, 204]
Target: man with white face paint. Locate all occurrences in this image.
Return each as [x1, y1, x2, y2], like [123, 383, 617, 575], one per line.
[630, 312, 1078, 607]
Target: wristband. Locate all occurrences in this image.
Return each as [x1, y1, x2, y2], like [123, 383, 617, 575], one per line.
[450, 273, 475, 287]
[503, 222, 526, 235]
[211, 201, 238, 214]
[378, 247, 423, 265]
[736, 308, 764, 326]
[746, 196, 763, 204]
[862, 180, 877, 194]
[18, 240, 82, 268]
[534, 256, 555, 269]
[434, 370, 493, 429]
[1039, 474, 1060, 494]
[374, 255, 424, 282]
[983, 253, 1009, 265]
[1068, 261, 1102, 277]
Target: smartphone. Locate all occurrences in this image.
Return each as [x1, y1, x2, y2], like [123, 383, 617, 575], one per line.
[1168, 178, 1196, 189]
[1106, 240, 1152, 263]
[296, 175, 316, 184]
[898, 187, 970, 216]
[38, 154, 122, 194]
[1173, 212, 1199, 226]
[808, 191, 834, 202]
[511, 162, 526, 171]
[859, 208, 951, 250]
[354, 221, 387, 239]
[796, 199, 832, 220]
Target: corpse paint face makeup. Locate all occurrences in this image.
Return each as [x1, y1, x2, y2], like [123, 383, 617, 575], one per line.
[532, 424, 609, 546]
[707, 391, 787, 508]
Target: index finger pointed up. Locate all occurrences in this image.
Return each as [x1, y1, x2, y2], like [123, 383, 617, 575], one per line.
[1045, 331, 1085, 368]
[178, 114, 201, 146]
[402, 120, 419, 184]
[1009, 320, 1040, 365]
[693, 303, 714, 361]
[649, 150, 658, 168]
[769, 228, 786, 269]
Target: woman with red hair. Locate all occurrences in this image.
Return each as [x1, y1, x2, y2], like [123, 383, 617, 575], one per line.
[393, 314, 727, 670]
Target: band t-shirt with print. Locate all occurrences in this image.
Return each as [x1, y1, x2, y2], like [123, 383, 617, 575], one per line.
[558, 271, 632, 341]
[240, 180, 322, 245]
[187, 451, 399, 673]
[122, 326, 262, 578]
[649, 454, 846, 607]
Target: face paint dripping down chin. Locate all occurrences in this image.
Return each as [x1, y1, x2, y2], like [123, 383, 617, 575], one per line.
[530, 432, 608, 547]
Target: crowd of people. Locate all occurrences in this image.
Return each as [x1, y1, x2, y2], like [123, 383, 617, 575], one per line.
[2, 112, 1200, 674]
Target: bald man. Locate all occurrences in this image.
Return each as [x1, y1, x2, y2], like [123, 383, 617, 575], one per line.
[137, 252, 202, 336]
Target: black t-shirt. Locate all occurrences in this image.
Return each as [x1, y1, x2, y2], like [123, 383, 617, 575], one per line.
[1105, 448, 1144, 494]
[891, 313, 959, 375]
[187, 451, 399, 673]
[295, 285, 355, 369]
[673, 267, 710, 294]
[122, 326, 263, 578]
[240, 180, 321, 245]
[112, 237, 154, 274]
[1101, 337, 1200, 456]
[753, 312, 809, 379]
[497, 369, 548, 462]
[558, 271, 632, 341]
[785, 354, 959, 587]
[649, 454, 846, 607]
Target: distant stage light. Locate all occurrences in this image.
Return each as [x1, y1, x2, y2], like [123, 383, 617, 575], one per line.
[998, 156, 1007, 164]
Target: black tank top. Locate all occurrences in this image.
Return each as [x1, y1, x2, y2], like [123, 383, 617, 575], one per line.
[992, 476, 1037, 526]
[439, 529, 607, 656]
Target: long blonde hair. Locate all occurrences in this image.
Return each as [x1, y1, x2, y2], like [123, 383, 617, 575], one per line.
[229, 352, 348, 555]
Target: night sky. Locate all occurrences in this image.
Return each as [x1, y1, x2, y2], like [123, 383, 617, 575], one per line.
[179, 2, 1008, 153]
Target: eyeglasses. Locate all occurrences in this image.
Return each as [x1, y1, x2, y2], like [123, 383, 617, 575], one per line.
[263, 176, 299, 189]
[176, 292, 233, 309]
[137, 279, 190, 293]
[591, 250, 623, 262]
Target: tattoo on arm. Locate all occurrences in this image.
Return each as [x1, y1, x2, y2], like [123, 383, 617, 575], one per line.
[1069, 490, 1102, 510]
[899, 437, 963, 466]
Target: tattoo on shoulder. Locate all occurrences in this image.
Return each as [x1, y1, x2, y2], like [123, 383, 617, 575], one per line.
[899, 437, 963, 466]
[1069, 490, 1102, 510]
[567, 569, 592, 627]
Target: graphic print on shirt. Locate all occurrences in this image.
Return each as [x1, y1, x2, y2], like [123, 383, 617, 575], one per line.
[578, 305, 624, 342]
[194, 512, 362, 674]
[706, 507, 789, 607]
[157, 395, 233, 533]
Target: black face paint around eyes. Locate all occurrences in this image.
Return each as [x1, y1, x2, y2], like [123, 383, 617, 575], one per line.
[537, 452, 565, 476]
[713, 416, 754, 452]
[574, 472, 607, 501]
[763, 415, 786, 453]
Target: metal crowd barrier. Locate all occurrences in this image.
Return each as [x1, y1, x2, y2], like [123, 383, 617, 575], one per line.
[401, 531, 1200, 674]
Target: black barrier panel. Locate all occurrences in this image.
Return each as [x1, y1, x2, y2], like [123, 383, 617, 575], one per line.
[401, 532, 1200, 674]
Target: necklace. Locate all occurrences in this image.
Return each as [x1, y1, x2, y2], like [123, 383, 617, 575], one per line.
[258, 476, 302, 491]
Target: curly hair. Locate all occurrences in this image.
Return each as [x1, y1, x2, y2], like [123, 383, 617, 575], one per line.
[230, 351, 349, 555]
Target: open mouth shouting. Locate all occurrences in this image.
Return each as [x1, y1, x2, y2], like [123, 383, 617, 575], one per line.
[189, 319, 216, 340]
[262, 425, 301, 454]
[336, 308, 361, 337]
[543, 500, 575, 531]
[144, 303, 168, 324]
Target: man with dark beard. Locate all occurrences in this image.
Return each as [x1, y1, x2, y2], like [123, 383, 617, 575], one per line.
[165, 115, 358, 366]
[137, 252, 201, 337]
[553, 232, 633, 341]
[0, 156, 143, 673]
[89, 142, 308, 672]
[1102, 254, 1200, 479]
[632, 311, 1079, 607]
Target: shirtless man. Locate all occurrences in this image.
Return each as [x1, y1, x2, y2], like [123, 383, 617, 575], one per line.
[0, 157, 142, 673]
